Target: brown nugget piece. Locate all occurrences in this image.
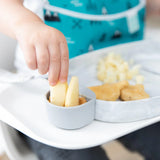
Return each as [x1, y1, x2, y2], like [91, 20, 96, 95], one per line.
[120, 84, 149, 101]
[89, 80, 129, 101]
[79, 97, 87, 105]
[115, 80, 129, 90]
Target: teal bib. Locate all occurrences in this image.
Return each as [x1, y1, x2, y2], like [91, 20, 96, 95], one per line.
[43, 0, 146, 58]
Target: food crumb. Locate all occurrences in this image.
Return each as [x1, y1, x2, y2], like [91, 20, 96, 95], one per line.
[79, 97, 87, 105]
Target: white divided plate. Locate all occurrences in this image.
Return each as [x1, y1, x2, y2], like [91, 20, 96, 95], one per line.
[69, 40, 160, 122]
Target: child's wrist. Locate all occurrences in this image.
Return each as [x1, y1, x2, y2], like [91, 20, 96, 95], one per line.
[12, 7, 43, 39]
[14, 19, 43, 39]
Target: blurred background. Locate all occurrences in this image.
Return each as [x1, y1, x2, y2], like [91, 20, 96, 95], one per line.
[0, 0, 160, 160]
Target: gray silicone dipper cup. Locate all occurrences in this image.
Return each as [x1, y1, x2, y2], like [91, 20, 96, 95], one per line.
[45, 88, 96, 130]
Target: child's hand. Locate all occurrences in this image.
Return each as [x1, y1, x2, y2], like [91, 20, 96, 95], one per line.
[0, 0, 69, 86]
[15, 21, 69, 86]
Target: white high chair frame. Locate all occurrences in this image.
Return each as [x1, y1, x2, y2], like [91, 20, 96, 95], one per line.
[0, 33, 38, 160]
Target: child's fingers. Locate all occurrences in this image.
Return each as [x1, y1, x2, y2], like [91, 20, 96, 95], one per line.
[59, 41, 69, 82]
[48, 44, 61, 86]
[36, 45, 49, 75]
[23, 45, 37, 70]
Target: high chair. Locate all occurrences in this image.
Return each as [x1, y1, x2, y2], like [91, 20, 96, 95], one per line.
[0, 33, 37, 160]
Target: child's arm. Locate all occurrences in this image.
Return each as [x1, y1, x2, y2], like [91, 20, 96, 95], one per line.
[0, 0, 69, 86]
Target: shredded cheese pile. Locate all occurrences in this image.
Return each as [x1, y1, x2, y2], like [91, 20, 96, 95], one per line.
[97, 53, 144, 84]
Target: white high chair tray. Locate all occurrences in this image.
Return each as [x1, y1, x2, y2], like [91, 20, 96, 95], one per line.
[0, 79, 160, 150]
[0, 40, 160, 150]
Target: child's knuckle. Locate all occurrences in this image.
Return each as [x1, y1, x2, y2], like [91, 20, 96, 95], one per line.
[51, 54, 60, 63]
[62, 54, 68, 62]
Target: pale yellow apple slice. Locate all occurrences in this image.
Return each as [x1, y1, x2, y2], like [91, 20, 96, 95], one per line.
[65, 76, 79, 107]
[50, 82, 68, 106]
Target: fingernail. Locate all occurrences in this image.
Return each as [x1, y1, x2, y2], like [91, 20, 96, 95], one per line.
[60, 79, 67, 83]
[49, 81, 57, 86]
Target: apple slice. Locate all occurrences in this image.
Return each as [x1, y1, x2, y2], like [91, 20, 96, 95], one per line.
[50, 82, 68, 106]
[65, 76, 79, 107]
